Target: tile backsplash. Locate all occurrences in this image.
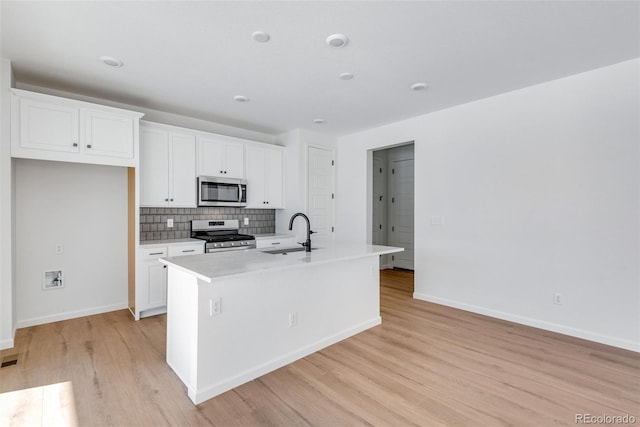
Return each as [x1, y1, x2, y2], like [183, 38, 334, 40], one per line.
[139, 207, 275, 241]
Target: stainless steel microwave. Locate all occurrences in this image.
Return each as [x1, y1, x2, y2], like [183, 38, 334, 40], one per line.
[198, 176, 247, 207]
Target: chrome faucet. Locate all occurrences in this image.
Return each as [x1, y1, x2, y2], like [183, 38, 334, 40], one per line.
[289, 212, 314, 252]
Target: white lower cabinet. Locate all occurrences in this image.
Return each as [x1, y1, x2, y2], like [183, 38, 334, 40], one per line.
[134, 242, 204, 320]
[255, 235, 295, 249]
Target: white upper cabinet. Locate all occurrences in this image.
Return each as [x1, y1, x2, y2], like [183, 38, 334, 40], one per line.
[140, 122, 196, 208]
[11, 89, 143, 167]
[169, 133, 197, 207]
[245, 144, 285, 209]
[140, 127, 170, 206]
[18, 97, 80, 152]
[82, 109, 135, 159]
[197, 136, 244, 178]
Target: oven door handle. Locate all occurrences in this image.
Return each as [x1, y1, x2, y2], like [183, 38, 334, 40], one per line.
[207, 245, 254, 254]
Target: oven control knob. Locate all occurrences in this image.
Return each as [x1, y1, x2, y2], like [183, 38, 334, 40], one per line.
[231, 242, 235, 246]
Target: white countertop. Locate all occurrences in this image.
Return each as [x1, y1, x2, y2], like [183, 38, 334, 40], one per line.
[159, 243, 403, 283]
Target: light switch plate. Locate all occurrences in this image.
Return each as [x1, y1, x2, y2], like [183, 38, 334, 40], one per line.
[244, 217, 249, 226]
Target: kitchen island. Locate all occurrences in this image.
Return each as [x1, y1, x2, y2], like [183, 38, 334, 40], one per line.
[159, 243, 403, 404]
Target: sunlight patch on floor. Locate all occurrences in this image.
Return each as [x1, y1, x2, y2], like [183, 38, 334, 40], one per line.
[0, 381, 77, 427]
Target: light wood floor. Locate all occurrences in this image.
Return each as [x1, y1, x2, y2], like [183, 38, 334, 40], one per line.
[1, 269, 638, 426]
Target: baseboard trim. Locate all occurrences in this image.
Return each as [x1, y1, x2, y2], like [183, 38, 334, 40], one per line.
[16, 302, 129, 329]
[413, 293, 639, 353]
[0, 335, 15, 350]
[191, 316, 382, 404]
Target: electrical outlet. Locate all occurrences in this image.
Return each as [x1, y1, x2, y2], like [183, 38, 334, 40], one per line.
[167, 218, 174, 228]
[288, 312, 298, 327]
[55, 244, 63, 254]
[210, 297, 221, 316]
[244, 217, 249, 226]
[431, 216, 444, 226]
[553, 292, 564, 305]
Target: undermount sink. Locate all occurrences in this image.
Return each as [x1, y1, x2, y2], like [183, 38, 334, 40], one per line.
[262, 247, 308, 255]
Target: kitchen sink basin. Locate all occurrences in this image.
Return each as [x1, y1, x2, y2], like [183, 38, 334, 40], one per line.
[262, 247, 307, 255]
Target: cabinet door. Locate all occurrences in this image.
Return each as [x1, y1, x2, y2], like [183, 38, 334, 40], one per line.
[265, 149, 284, 208]
[19, 98, 80, 152]
[197, 137, 225, 177]
[82, 109, 134, 159]
[198, 137, 245, 178]
[168, 242, 204, 257]
[245, 146, 267, 207]
[140, 127, 170, 206]
[147, 263, 168, 309]
[223, 142, 245, 178]
[169, 133, 197, 207]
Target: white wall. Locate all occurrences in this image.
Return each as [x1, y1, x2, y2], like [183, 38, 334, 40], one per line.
[336, 59, 640, 351]
[15, 159, 128, 327]
[0, 58, 16, 349]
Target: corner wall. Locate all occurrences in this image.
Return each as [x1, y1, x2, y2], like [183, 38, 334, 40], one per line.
[336, 59, 640, 351]
[0, 58, 16, 349]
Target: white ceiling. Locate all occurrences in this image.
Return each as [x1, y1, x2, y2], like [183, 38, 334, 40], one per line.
[2, 1, 639, 137]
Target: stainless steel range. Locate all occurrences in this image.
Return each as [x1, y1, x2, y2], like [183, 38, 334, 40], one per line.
[191, 219, 256, 253]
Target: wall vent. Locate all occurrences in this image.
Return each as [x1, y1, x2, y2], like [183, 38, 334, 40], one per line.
[1, 354, 18, 368]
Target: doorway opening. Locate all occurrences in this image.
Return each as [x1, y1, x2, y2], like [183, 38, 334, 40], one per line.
[371, 143, 415, 276]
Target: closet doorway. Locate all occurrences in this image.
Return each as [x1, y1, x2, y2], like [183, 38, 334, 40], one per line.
[372, 144, 414, 270]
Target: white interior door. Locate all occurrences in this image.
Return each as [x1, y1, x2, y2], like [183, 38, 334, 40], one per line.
[389, 158, 414, 269]
[307, 146, 334, 241]
[372, 156, 385, 245]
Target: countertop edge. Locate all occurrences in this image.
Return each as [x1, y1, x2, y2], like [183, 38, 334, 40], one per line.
[160, 245, 403, 283]
[158, 257, 212, 283]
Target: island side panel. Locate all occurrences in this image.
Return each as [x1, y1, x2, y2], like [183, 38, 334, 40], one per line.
[192, 255, 381, 404]
[166, 266, 199, 400]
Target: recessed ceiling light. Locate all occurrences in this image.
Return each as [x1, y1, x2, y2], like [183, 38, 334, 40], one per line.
[234, 95, 250, 103]
[313, 118, 325, 124]
[99, 56, 123, 68]
[326, 34, 349, 48]
[252, 31, 270, 43]
[410, 82, 428, 91]
[339, 72, 354, 80]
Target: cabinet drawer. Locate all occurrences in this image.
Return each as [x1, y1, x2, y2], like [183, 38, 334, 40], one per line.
[140, 247, 168, 260]
[255, 237, 295, 249]
[168, 243, 204, 257]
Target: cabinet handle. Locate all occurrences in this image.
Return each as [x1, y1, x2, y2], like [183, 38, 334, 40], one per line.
[220, 170, 223, 174]
[165, 198, 169, 202]
[271, 242, 281, 245]
[87, 144, 92, 149]
[72, 143, 78, 147]
[150, 252, 163, 255]
[224, 171, 227, 174]
[163, 265, 167, 269]
[182, 249, 195, 253]
[170, 198, 174, 202]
